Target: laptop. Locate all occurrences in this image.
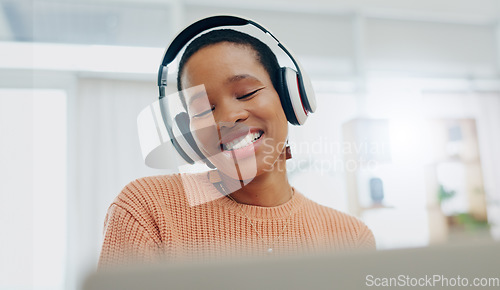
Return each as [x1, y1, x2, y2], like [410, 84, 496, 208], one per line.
[83, 240, 500, 290]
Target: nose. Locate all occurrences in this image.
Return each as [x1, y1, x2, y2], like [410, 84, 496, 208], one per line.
[216, 99, 249, 129]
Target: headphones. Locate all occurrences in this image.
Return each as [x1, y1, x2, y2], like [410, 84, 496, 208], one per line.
[158, 15, 317, 166]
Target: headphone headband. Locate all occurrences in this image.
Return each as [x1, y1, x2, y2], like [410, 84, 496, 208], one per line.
[161, 16, 249, 66]
[158, 15, 315, 112]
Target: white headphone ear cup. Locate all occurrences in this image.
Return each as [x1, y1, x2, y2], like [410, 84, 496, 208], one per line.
[171, 116, 203, 163]
[300, 72, 316, 113]
[283, 67, 308, 125]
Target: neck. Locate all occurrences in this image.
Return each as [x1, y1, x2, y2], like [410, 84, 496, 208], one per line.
[219, 152, 291, 207]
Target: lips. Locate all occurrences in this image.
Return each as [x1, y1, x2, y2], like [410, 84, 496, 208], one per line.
[219, 127, 264, 151]
[223, 130, 263, 151]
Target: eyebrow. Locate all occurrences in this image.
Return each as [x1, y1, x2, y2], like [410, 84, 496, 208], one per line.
[224, 74, 259, 84]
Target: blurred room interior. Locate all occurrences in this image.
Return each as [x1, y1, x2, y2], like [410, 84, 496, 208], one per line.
[0, 0, 499, 289]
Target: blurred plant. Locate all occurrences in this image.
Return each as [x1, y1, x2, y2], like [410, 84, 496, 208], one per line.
[437, 185, 490, 237]
[437, 184, 455, 203]
[455, 213, 489, 233]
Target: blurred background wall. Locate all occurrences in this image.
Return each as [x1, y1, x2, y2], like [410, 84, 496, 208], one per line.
[1, 0, 500, 289]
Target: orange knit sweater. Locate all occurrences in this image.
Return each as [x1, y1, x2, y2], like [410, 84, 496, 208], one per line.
[98, 172, 375, 268]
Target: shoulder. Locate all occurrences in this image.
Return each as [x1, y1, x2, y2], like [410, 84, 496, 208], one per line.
[111, 172, 213, 217]
[114, 173, 183, 208]
[108, 174, 189, 223]
[300, 196, 376, 249]
[303, 199, 368, 232]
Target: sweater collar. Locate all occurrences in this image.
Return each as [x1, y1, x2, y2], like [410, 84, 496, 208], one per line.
[185, 171, 305, 220]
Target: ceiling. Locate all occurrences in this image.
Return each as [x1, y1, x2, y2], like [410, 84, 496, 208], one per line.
[1, 0, 499, 47]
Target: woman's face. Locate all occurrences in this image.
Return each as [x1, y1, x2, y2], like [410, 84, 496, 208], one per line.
[180, 42, 288, 180]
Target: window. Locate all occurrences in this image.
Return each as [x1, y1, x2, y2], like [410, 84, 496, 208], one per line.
[0, 89, 67, 290]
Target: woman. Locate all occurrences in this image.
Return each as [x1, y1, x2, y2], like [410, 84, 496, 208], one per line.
[98, 26, 375, 268]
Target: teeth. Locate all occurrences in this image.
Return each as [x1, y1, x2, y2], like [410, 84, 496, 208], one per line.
[224, 131, 262, 151]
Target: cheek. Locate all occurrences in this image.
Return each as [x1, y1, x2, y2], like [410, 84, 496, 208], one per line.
[258, 93, 288, 128]
[190, 120, 219, 153]
[253, 94, 288, 155]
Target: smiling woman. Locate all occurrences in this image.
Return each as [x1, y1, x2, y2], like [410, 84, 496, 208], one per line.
[97, 16, 375, 268]
[181, 38, 289, 185]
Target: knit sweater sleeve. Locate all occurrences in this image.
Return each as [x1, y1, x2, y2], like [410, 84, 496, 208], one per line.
[97, 203, 161, 269]
[356, 220, 376, 249]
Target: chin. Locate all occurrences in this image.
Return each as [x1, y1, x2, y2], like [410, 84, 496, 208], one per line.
[210, 155, 258, 181]
[211, 150, 283, 182]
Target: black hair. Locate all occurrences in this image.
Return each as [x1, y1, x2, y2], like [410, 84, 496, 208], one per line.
[176, 29, 281, 109]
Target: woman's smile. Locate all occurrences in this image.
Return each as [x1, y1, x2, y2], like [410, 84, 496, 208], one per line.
[220, 129, 265, 160]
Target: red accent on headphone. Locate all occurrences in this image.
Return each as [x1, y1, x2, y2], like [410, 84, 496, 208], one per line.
[297, 76, 308, 116]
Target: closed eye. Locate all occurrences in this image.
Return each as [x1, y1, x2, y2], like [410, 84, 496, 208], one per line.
[192, 106, 214, 118]
[237, 88, 264, 100]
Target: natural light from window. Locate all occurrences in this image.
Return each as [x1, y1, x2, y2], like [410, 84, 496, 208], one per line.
[0, 89, 67, 290]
